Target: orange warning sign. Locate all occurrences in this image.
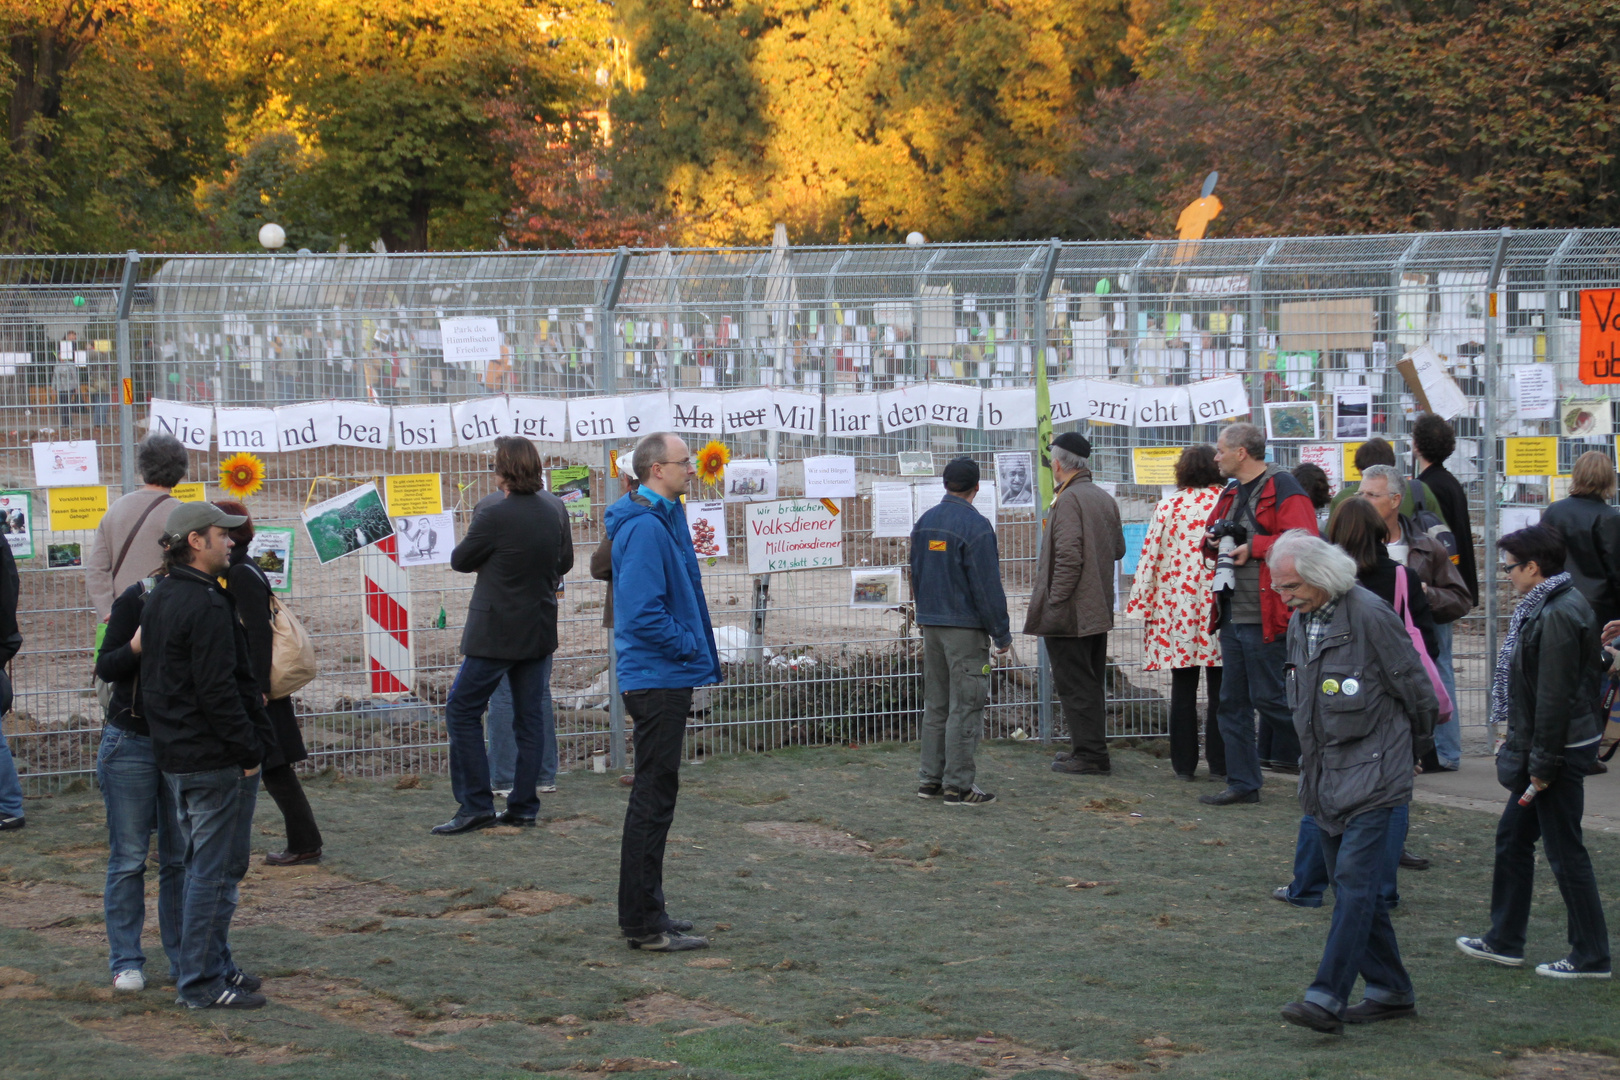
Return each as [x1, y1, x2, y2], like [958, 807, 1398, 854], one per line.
[121, 377, 133, 405]
[1579, 290, 1620, 383]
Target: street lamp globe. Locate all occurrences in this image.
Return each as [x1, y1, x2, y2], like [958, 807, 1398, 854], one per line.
[258, 222, 287, 250]
[905, 231, 926, 246]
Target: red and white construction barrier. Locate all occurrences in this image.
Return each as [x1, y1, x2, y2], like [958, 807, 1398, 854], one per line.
[362, 534, 414, 697]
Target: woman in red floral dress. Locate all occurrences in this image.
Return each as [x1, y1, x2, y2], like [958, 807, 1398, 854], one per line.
[1125, 444, 1225, 781]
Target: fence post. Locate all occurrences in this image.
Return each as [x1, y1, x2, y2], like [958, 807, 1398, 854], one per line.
[115, 250, 140, 494]
[600, 246, 631, 769]
[1033, 239, 1061, 745]
[1483, 227, 1510, 744]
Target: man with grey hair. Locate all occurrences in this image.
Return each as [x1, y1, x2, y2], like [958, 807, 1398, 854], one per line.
[87, 433, 189, 622]
[1199, 422, 1318, 805]
[1267, 530, 1437, 1035]
[1024, 432, 1126, 775]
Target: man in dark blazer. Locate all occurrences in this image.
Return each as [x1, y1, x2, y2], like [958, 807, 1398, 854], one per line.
[434, 437, 574, 835]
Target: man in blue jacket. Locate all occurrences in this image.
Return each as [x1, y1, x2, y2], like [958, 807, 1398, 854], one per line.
[909, 458, 1011, 805]
[606, 431, 722, 952]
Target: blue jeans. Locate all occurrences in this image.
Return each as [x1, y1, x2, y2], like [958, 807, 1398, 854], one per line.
[0, 672, 21, 819]
[485, 672, 557, 790]
[1283, 805, 1408, 908]
[445, 654, 554, 819]
[97, 728, 184, 978]
[168, 767, 259, 1007]
[1304, 807, 1415, 1017]
[1216, 623, 1296, 794]
[1430, 621, 1461, 768]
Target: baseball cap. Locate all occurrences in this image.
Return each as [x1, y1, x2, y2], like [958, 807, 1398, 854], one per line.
[164, 501, 246, 543]
[942, 457, 980, 491]
[1052, 432, 1092, 459]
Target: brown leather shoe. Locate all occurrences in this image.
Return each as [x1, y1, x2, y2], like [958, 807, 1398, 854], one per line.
[265, 849, 322, 867]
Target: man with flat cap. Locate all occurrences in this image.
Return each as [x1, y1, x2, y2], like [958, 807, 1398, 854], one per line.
[1024, 433, 1126, 775]
[909, 457, 1011, 805]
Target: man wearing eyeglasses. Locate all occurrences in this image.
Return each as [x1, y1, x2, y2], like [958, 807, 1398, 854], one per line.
[606, 432, 723, 952]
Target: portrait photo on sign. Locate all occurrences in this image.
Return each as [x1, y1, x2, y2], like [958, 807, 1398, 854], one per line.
[1333, 387, 1372, 441]
[246, 527, 294, 592]
[301, 481, 394, 564]
[994, 451, 1035, 508]
[0, 491, 32, 559]
[394, 512, 454, 567]
[1264, 401, 1319, 441]
[850, 567, 904, 608]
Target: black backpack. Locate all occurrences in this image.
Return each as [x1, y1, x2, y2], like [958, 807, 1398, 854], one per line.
[1408, 478, 1459, 561]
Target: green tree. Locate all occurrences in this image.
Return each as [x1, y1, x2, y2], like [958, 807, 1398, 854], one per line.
[198, 130, 336, 251]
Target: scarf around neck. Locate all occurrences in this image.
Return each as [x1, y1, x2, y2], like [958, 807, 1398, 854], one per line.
[1491, 572, 1571, 728]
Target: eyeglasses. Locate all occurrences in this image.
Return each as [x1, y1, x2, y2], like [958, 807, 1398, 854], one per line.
[1271, 580, 1307, 594]
[1502, 560, 1528, 574]
[656, 459, 693, 469]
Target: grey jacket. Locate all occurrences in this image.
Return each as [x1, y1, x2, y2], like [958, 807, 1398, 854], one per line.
[1023, 465, 1125, 639]
[1286, 585, 1439, 836]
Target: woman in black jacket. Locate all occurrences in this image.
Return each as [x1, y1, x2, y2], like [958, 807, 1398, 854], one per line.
[1457, 526, 1611, 979]
[215, 500, 323, 865]
[1542, 451, 1620, 630]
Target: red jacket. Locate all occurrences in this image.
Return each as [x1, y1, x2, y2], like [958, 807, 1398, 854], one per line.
[1201, 467, 1319, 643]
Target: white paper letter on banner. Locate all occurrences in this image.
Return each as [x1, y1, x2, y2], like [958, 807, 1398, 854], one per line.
[567, 396, 626, 441]
[452, 397, 510, 446]
[668, 392, 720, 435]
[276, 401, 339, 451]
[439, 317, 502, 365]
[1047, 379, 1085, 424]
[925, 382, 982, 428]
[878, 384, 930, 432]
[331, 402, 392, 449]
[826, 393, 879, 436]
[391, 404, 455, 450]
[1187, 375, 1250, 422]
[982, 387, 1037, 430]
[721, 388, 773, 435]
[769, 390, 819, 435]
[1084, 380, 1136, 426]
[507, 396, 568, 442]
[214, 407, 277, 452]
[621, 391, 673, 436]
[1134, 385, 1191, 428]
[148, 399, 212, 451]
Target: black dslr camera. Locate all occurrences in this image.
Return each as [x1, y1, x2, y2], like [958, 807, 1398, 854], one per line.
[1210, 520, 1248, 593]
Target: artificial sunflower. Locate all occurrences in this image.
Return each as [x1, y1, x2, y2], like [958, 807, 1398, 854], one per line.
[219, 452, 266, 499]
[695, 440, 730, 486]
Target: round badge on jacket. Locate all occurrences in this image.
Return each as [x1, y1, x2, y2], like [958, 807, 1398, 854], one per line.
[1342, 678, 1360, 696]
[1322, 679, 1339, 695]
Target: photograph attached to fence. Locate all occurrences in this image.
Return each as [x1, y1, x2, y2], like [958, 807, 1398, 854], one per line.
[1264, 401, 1319, 441]
[247, 526, 296, 592]
[0, 492, 32, 559]
[301, 482, 394, 565]
[850, 567, 904, 608]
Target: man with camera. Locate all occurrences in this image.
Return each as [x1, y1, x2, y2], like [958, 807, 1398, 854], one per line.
[1200, 423, 1318, 805]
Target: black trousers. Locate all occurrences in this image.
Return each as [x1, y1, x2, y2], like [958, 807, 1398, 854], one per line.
[1169, 666, 1225, 778]
[260, 763, 323, 855]
[1046, 634, 1110, 770]
[617, 687, 692, 937]
[1486, 742, 1611, 972]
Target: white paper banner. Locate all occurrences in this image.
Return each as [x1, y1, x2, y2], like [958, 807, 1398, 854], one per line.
[276, 401, 339, 451]
[669, 392, 722, 435]
[621, 391, 673, 437]
[148, 398, 213, 451]
[331, 402, 392, 449]
[1047, 379, 1086, 425]
[827, 393, 880, 437]
[214, 407, 278, 453]
[878, 384, 931, 432]
[982, 387, 1036, 430]
[439, 317, 502, 365]
[1083, 379, 1136, 425]
[451, 396, 510, 446]
[1133, 385, 1192, 428]
[769, 391, 820, 435]
[507, 396, 569, 443]
[1187, 375, 1250, 422]
[391, 405, 456, 451]
[925, 383, 982, 428]
[567, 396, 628, 442]
[721, 388, 774, 435]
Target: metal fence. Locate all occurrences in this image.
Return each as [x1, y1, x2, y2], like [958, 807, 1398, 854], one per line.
[2, 228, 1611, 784]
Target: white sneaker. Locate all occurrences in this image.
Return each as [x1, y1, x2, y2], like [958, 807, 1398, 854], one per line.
[492, 789, 512, 799]
[113, 969, 146, 992]
[539, 784, 557, 794]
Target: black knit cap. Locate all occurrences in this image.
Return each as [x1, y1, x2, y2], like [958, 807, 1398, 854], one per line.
[942, 457, 980, 492]
[1052, 431, 1092, 458]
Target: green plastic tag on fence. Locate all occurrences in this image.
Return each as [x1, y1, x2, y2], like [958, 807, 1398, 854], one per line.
[435, 607, 446, 630]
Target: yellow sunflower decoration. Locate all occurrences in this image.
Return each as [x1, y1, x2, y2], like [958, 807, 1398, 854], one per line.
[695, 441, 730, 487]
[219, 452, 266, 499]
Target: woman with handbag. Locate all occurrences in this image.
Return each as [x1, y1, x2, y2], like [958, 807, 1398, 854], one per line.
[214, 500, 324, 866]
[1456, 525, 1611, 979]
[1273, 500, 1442, 909]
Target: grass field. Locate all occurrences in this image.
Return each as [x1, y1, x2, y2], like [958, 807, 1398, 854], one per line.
[2, 740, 1619, 1080]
